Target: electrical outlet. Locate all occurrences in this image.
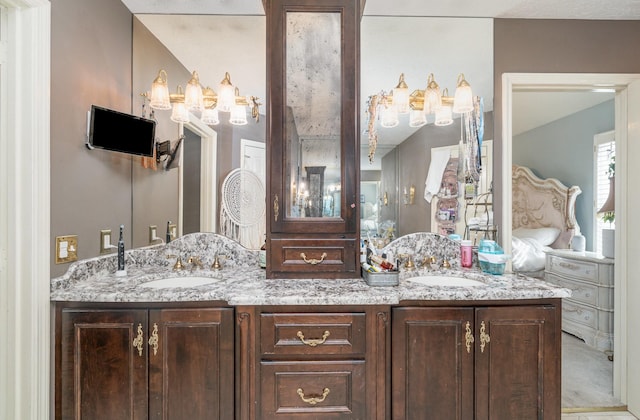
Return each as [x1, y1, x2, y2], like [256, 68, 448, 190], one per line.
[55, 235, 78, 264]
[168, 223, 177, 241]
[100, 229, 114, 254]
[149, 225, 158, 244]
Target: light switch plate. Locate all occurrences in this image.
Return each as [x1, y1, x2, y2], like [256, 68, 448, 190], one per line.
[168, 223, 177, 241]
[149, 225, 158, 244]
[100, 229, 113, 254]
[55, 235, 78, 264]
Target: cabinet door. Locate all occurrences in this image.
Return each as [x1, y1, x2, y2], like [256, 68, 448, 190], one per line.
[58, 308, 148, 420]
[475, 305, 560, 420]
[391, 307, 475, 420]
[148, 308, 235, 420]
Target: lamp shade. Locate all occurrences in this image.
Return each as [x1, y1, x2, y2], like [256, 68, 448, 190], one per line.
[452, 73, 473, 114]
[149, 70, 171, 110]
[393, 73, 410, 114]
[380, 103, 399, 128]
[598, 176, 615, 214]
[409, 108, 427, 127]
[184, 71, 204, 112]
[217, 72, 235, 112]
[229, 104, 248, 125]
[423, 73, 441, 115]
[201, 107, 220, 125]
[434, 105, 453, 126]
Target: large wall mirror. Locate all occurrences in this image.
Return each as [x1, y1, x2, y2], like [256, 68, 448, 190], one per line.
[131, 13, 494, 248]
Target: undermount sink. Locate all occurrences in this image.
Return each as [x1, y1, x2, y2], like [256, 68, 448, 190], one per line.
[406, 275, 485, 287]
[139, 276, 220, 289]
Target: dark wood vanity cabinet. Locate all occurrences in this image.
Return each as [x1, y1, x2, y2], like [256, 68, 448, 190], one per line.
[55, 305, 234, 420]
[391, 302, 561, 420]
[264, 0, 362, 279]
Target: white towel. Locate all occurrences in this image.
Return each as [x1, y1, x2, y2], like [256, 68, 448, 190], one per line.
[424, 149, 450, 203]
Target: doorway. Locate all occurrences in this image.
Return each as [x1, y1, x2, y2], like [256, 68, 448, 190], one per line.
[502, 73, 640, 414]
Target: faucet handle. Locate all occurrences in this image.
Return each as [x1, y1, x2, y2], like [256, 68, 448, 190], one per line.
[211, 255, 226, 270]
[167, 255, 183, 271]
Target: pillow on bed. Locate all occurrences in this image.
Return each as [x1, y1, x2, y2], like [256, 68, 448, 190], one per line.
[512, 227, 561, 246]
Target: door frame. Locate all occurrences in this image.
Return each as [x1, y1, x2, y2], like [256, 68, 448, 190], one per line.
[181, 117, 218, 234]
[502, 72, 640, 409]
[0, 1, 51, 419]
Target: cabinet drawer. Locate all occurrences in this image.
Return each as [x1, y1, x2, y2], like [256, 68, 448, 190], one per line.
[261, 313, 366, 357]
[269, 239, 357, 274]
[260, 360, 366, 418]
[545, 273, 599, 307]
[547, 255, 598, 282]
[563, 299, 598, 329]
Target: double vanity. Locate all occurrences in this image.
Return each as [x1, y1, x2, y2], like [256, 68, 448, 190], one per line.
[52, 232, 569, 419]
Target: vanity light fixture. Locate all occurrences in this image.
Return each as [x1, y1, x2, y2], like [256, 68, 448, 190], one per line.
[368, 72, 474, 129]
[144, 69, 260, 126]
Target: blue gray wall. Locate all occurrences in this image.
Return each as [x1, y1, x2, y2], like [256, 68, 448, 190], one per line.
[513, 99, 614, 250]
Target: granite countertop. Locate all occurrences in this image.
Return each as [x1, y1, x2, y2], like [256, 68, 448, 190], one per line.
[50, 232, 570, 305]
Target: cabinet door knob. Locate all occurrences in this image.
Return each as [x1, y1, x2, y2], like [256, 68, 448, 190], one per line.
[132, 323, 144, 357]
[297, 387, 330, 405]
[148, 323, 159, 356]
[296, 330, 330, 347]
[465, 321, 474, 354]
[480, 321, 491, 353]
[300, 252, 327, 265]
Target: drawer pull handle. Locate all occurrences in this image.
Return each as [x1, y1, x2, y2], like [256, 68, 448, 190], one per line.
[297, 330, 330, 347]
[297, 387, 330, 405]
[148, 323, 159, 356]
[465, 321, 474, 354]
[132, 323, 144, 357]
[300, 252, 327, 265]
[480, 321, 490, 353]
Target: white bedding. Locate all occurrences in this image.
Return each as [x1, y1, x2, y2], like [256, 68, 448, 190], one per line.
[511, 236, 552, 273]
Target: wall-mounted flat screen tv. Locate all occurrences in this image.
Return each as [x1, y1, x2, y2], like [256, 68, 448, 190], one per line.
[88, 105, 156, 157]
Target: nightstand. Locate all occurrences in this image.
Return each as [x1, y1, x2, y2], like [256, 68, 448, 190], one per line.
[545, 249, 614, 351]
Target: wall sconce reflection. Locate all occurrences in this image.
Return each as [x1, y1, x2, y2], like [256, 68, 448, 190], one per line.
[403, 185, 416, 205]
[383, 192, 388, 206]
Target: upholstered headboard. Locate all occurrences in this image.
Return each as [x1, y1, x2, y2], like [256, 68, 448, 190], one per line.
[512, 165, 582, 249]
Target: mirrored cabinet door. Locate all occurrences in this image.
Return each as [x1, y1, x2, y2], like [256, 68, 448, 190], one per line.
[265, 0, 361, 278]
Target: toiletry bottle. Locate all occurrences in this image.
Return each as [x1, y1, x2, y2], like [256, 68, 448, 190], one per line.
[166, 221, 172, 243]
[116, 224, 127, 276]
[460, 239, 473, 268]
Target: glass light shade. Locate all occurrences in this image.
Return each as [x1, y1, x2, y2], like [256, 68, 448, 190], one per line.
[201, 107, 220, 125]
[229, 105, 248, 125]
[393, 73, 410, 114]
[149, 70, 171, 110]
[184, 71, 204, 112]
[452, 73, 473, 114]
[409, 108, 427, 127]
[217, 72, 235, 112]
[434, 105, 453, 126]
[170, 102, 189, 123]
[380, 104, 399, 128]
[423, 73, 441, 115]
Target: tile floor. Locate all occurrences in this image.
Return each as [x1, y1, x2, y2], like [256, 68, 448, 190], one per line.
[561, 411, 637, 419]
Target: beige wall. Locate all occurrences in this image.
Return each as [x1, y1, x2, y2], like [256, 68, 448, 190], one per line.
[493, 19, 640, 231]
[50, 0, 133, 277]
